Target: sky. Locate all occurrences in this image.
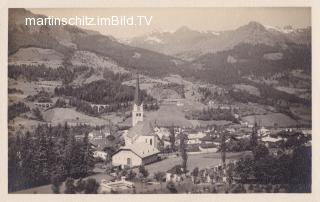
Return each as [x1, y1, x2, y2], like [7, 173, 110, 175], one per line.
[30, 8, 311, 39]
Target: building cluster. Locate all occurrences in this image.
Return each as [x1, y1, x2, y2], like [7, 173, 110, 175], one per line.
[84, 75, 312, 180]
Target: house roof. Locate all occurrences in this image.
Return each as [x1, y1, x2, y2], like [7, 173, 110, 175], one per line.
[127, 121, 155, 138]
[114, 142, 159, 159]
[200, 135, 214, 142]
[167, 165, 184, 174]
[261, 136, 283, 143]
[188, 132, 206, 140]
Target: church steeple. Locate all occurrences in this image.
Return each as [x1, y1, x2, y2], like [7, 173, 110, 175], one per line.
[132, 73, 143, 127]
[134, 74, 142, 106]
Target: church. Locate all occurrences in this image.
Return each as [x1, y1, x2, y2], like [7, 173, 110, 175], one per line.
[112, 75, 160, 168]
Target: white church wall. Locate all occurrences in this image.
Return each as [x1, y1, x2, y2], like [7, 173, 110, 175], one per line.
[112, 150, 142, 167]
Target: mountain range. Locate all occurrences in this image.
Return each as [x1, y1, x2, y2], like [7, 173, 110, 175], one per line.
[8, 9, 311, 84]
[129, 21, 311, 60]
[8, 8, 182, 76]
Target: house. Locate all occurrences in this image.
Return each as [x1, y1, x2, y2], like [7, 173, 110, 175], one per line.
[258, 127, 271, 137]
[154, 127, 170, 139]
[112, 142, 159, 168]
[261, 135, 283, 148]
[186, 131, 206, 145]
[93, 150, 108, 161]
[166, 165, 184, 182]
[199, 144, 218, 153]
[161, 136, 171, 148]
[88, 129, 110, 140]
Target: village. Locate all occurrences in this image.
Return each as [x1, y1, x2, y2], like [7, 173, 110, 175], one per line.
[13, 75, 311, 194]
[7, 8, 312, 194]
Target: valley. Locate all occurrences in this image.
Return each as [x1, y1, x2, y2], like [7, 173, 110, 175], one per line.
[7, 8, 312, 194]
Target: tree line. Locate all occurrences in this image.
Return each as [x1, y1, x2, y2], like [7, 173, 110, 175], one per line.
[185, 107, 238, 122]
[8, 102, 30, 121]
[8, 123, 95, 192]
[232, 132, 311, 192]
[54, 79, 158, 114]
[8, 64, 89, 84]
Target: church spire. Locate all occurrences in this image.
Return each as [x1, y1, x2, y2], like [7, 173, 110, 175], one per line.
[134, 74, 142, 106]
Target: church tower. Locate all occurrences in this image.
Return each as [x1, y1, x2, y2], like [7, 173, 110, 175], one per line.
[132, 74, 143, 126]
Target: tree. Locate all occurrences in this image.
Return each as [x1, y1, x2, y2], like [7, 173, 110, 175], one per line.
[179, 132, 188, 173]
[84, 178, 100, 194]
[234, 157, 255, 183]
[34, 125, 50, 186]
[20, 131, 37, 189]
[192, 167, 199, 178]
[169, 125, 176, 152]
[288, 146, 311, 192]
[253, 144, 269, 160]
[64, 177, 76, 194]
[211, 186, 217, 193]
[65, 134, 76, 177]
[220, 131, 226, 168]
[33, 108, 44, 121]
[154, 171, 165, 190]
[192, 167, 199, 184]
[55, 98, 67, 108]
[139, 165, 149, 179]
[126, 170, 137, 180]
[251, 121, 258, 149]
[166, 181, 177, 193]
[80, 133, 95, 176]
[75, 178, 86, 193]
[154, 171, 165, 182]
[51, 174, 62, 194]
[8, 134, 21, 192]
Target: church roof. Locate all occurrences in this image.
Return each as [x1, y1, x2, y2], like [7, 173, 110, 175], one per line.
[127, 121, 154, 138]
[134, 74, 142, 106]
[114, 142, 159, 159]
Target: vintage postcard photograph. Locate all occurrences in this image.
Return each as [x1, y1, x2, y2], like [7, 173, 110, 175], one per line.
[7, 7, 312, 195]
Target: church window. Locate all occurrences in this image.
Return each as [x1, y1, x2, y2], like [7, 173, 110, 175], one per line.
[150, 138, 152, 145]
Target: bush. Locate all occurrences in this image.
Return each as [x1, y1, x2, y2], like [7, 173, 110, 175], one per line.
[126, 170, 137, 180]
[75, 178, 86, 193]
[33, 108, 44, 121]
[154, 171, 165, 182]
[166, 181, 177, 193]
[51, 174, 62, 194]
[274, 185, 280, 193]
[248, 184, 254, 191]
[84, 178, 100, 194]
[64, 177, 76, 194]
[139, 165, 149, 178]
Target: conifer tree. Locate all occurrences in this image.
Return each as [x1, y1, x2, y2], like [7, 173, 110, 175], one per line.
[20, 131, 37, 189]
[8, 134, 21, 192]
[35, 125, 50, 185]
[179, 132, 188, 173]
[80, 133, 95, 176]
[65, 133, 76, 177]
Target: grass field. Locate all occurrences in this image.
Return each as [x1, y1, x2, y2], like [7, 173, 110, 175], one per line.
[242, 113, 297, 127]
[143, 151, 250, 176]
[43, 108, 107, 126]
